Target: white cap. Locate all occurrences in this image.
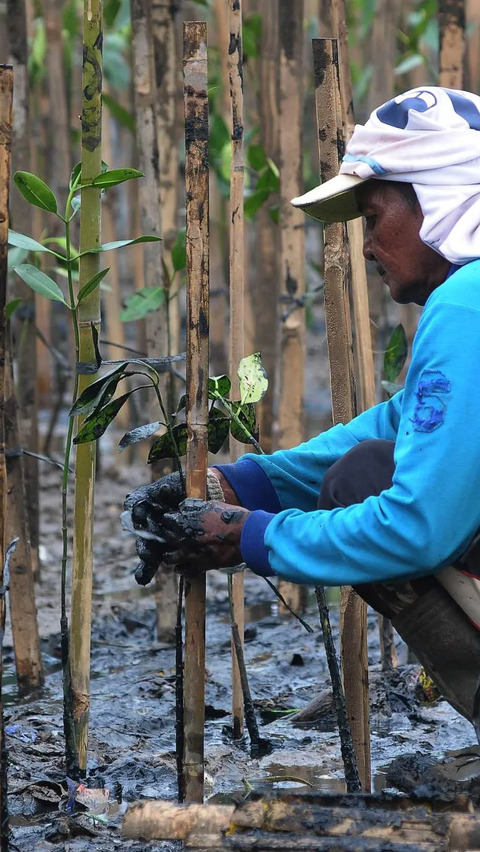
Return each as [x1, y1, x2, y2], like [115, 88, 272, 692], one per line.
[291, 173, 367, 222]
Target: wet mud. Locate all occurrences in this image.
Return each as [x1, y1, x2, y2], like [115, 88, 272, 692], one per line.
[3, 459, 479, 850]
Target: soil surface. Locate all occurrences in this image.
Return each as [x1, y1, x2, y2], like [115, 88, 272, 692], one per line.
[3, 455, 478, 851]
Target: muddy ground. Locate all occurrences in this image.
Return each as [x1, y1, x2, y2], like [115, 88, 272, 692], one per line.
[3, 448, 479, 851]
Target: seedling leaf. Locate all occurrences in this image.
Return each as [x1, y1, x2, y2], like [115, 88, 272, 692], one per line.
[171, 228, 186, 272]
[238, 353, 268, 405]
[229, 402, 258, 444]
[77, 267, 110, 304]
[14, 171, 58, 213]
[13, 264, 68, 306]
[8, 229, 62, 256]
[69, 162, 81, 189]
[90, 168, 144, 188]
[207, 414, 230, 453]
[73, 392, 132, 444]
[208, 375, 231, 398]
[119, 421, 162, 452]
[6, 298, 23, 320]
[84, 235, 161, 255]
[120, 286, 166, 322]
[69, 362, 129, 416]
[384, 324, 408, 384]
[148, 424, 188, 463]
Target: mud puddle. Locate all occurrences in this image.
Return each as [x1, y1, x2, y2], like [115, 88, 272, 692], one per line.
[3, 461, 478, 850]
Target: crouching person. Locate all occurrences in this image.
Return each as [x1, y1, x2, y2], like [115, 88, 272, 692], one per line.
[125, 86, 480, 726]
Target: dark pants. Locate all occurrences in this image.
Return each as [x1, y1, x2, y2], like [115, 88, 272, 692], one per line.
[317, 439, 480, 722]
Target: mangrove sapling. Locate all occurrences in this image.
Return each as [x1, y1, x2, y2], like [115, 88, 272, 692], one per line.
[9, 162, 160, 773]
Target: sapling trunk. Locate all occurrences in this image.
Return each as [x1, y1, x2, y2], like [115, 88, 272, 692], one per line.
[227, 0, 246, 740]
[183, 21, 210, 804]
[70, 0, 103, 773]
[276, 0, 307, 618]
[312, 38, 370, 792]
[0, 63, 13, 852]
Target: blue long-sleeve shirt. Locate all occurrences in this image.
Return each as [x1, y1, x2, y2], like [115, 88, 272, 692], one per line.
[216, 260, 480, 586]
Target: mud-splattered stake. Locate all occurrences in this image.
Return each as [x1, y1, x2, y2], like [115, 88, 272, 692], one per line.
[175, 575, 185, 802]
[439, 0, 465, 88]
[0, 63, 13, 852]
[70, 0, 103, 775]
[312, 38, 371, 791]
[314, 587, 361, 792]
[276, 0, 307, 620]
[183, 21, 210, 804]
[227, 0, 246, 741]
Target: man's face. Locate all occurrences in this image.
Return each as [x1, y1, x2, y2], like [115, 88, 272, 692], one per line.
[355, 181, 451, 305]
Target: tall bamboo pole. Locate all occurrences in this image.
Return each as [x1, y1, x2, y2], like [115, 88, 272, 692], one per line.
[312, 38, 370, 792]
[439, 0, 466, 87]
[4, 332, 42, 693]
[7, 0, 40, 576]
[249, 0, 280, 454]
[0, 65, 13, 852]
[183, 21, 209, 803]
[70, 0, 103, 772]
[276, 0, 306, 617]
[227, 0, 246, 739]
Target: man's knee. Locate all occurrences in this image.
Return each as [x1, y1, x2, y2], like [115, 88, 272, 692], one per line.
[318, 439, 396, 511]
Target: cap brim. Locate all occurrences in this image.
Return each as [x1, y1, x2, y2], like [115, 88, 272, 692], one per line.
[291, 174, 366, 223]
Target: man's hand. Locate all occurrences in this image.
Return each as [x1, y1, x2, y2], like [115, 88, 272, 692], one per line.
[157, 498, 249, 574]
[124, 469, 241, 585]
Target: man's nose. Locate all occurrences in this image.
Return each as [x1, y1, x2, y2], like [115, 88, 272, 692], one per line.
[362, 230, 375, 262]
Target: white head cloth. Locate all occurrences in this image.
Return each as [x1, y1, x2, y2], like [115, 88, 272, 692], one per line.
[340, 87, 480, 264]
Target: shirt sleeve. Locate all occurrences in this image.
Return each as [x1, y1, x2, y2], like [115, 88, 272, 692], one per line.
[241, 300, 480, 586]
[216, 391, 403, 514]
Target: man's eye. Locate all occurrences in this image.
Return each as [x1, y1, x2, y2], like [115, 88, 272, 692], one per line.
[365, 215, 376, 226]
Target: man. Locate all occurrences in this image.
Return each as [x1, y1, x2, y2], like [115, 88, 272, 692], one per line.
[125, 87, 480, 725]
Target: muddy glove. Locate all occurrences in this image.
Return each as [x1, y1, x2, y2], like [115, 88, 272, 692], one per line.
[156, 498, 249, 574]
[123, 470, 226, 585]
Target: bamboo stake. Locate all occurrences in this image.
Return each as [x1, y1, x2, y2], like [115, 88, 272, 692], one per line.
[0, 64, 13, 852]
[7, 0, 40, 577]
[312, 38, 370, 792]
[276, 0, 307, 618]
[183, 21, 210, 803]
[4, 331, 43, 693]
[227, 0, 246, 741]
[439, 0, 466, 88]
[70, 0, 103, 772]
[249, 0, 280, 455]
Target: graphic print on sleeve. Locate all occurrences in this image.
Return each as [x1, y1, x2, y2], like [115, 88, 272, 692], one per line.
[412, 369, 452, 433]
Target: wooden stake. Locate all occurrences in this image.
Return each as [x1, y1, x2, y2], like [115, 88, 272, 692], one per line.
[183, 21, 210, 803]
[276, 0, 307, 617]
[70, 0, 103, 772]
[312, 38, 370, 792]
[4, 332, 43, 693]
[0, 64, 13, 852]
[227, 0, 246, 740]
[439, 0, 466, 88]
[7, 0, 40, 577]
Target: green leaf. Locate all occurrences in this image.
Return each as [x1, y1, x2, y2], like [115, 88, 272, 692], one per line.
[14, 171, 58, 214]
[7, 247, 28, 269]
[73, 392, 133, 444]
[69, 162, 82, 189]
[243, 12, 262, 59]
[118, 421, 162, 452]
[69, 362, 129, 417]
[244, 188, 271, 220]
[13, 264, 68, 306]
[238, 352, 268, 405]
[395, 54, 425, 75]
[229, 401, 258, 444]
[77, 268, 110, 304]
[269, 205, 279, 225]
[104, 0, 121, 28]
[120, 286, 166, 322]
[171, 228, 186, 272]
[381, 380, 403, 398]
[103, 92, 136, 132]
[247, 144, 268, 172]
[208, 375, 231, 399]
[384, 324, 408, 384]
[148, 424, 188, 463]
[71, 195, 81, 214]
[209, 113, 230, 160]
[6, 298, 23, 320]
[176, 393, 186, 413]
[207, 414, 230, 453]
[8, 229, 61, 256]
[90, 167, 144, 188]
[81, 235, 161, 256]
